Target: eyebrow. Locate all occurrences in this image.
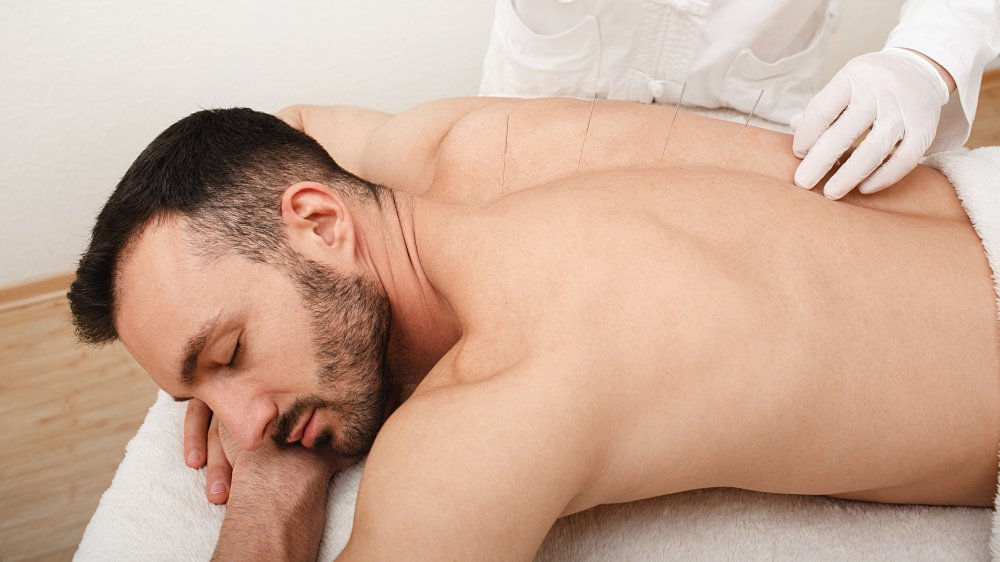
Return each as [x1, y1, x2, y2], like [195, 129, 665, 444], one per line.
[171, 313, 221, 402]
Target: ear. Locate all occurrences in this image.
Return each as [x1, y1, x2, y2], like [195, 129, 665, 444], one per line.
[280, 181, 357, 264]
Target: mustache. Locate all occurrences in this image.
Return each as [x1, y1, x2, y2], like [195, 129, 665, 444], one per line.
[270, 395, 332, 445]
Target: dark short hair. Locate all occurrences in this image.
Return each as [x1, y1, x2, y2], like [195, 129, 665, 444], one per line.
[68, 107, 382, 345]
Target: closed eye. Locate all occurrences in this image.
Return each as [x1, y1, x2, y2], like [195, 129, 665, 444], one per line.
[225, 338, 242, 369]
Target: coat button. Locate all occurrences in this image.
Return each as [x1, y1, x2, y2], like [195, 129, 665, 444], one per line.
[649, 81, 665, 99]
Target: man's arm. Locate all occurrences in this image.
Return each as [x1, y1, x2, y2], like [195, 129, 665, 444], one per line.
[278, 98, 506, 194]
[211, 425, 339, 562]
[339, 370, 604, 561]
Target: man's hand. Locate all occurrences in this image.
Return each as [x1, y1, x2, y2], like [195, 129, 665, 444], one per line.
[183, 399, 232, 505]
[791, 48, 953, 200]
[211, 422, 347, 562]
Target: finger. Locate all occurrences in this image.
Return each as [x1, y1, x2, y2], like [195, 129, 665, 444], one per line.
[184, 399, 212, 468]
[823, 111, 904, 199]
[789, 112, 802, 133]
[794, 101, 876, 190]
[792, 75, 852, 158]
[857, 136, 927, 195]
[205, 418, 232, 505]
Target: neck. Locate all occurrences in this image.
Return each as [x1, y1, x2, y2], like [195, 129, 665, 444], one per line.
[356, 189, 461, 386]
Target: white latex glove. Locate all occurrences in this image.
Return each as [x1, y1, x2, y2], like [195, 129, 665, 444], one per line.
[790, 48, 950, 199]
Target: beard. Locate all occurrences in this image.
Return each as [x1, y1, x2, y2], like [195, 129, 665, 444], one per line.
[270, 255, 392, 457]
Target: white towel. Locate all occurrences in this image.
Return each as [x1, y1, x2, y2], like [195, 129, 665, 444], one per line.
[922, 147, 1000, 562]
[77, 149, 1000, 561]
[74, 392, 993, 561]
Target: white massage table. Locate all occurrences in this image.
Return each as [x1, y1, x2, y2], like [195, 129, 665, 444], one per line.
[75, 392, 994, 561]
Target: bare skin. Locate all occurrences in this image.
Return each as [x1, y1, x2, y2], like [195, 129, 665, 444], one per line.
[119, 97, 1000, 560]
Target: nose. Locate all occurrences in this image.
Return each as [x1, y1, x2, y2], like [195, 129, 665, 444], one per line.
[208, 392, 277, 453]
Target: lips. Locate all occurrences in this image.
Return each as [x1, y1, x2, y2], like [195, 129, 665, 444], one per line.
[287, 408, 315, 444]
[301, 409, 320, 448]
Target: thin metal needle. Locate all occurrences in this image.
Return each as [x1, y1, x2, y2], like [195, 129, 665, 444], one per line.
[724, 89, 764, 169]
[501, 114, 510, 194]
[576, 94, 598, 173]
[659, 81, 687, 163]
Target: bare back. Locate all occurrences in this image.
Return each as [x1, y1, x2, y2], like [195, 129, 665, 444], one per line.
[407, 99, 1000, 509]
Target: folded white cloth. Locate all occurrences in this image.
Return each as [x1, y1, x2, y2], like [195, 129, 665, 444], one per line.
[77, 148, 1000, 562]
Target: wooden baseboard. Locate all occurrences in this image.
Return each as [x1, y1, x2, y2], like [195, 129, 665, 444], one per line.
[0, 273, 75, 312]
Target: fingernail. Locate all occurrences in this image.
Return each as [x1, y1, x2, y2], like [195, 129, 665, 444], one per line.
[209, 481, 227, 495]
[187, 450, 200, 465]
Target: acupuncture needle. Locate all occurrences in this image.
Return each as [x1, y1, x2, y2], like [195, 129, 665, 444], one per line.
[576, 94, 598, 173]
[724, 89, 764, 169]
[501, 114, 510, 194]
[659, 81, 688, 163]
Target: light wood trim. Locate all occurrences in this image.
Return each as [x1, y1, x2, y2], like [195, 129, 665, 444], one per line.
[0, 272, 75, 312]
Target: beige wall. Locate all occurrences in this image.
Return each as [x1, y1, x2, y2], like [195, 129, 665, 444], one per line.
[824, 0, 1000, 81]
[0, 1, 495, 287]
[1, 1, 996, 287]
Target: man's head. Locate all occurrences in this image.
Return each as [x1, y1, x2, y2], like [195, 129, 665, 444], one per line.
[69, 108, 392, 457]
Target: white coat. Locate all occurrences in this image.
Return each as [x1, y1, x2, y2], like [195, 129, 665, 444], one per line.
[479, 0, 1000, 150]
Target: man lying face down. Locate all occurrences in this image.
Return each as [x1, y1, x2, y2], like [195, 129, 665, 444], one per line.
[69, 98, 1000, 561]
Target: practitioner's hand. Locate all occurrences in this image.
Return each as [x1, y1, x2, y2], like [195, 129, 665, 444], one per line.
[791, 49, 953, 199]
[183, 398, 233, 505]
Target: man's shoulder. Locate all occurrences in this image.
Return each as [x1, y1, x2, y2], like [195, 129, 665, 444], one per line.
[361, 97, 508, 197]
[373, 350, 608, 469]
[345, 358, 605, 558]
[419, 97, 523, 203]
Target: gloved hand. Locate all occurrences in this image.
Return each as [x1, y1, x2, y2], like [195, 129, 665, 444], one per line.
[790, 48, 951, 199]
